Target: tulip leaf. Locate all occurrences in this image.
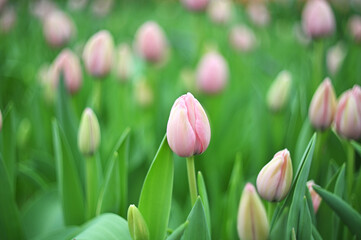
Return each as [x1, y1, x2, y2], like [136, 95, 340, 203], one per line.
[313, 185, 361, 238]
[52, 120, 85, 225]
[33, 227, 80, 240]
[350, 140, 361, 157]
[305, 187, 316, 225]
[181, 197, 211, 240]
[138, 135, 173, 240]
[332, 164, 345, 240]
[166, 221, 189, 240]
[197, 171, 211, 234]
[298, 197, 312, 240]
[270, 207, 288, 240]
[312, 225, 323, 240]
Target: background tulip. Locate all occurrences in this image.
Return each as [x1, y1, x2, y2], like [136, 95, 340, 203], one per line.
[246, 2, 270, 27]
[307, 180, 322, 213]
[348, 15, 361, 43]
[181, 0, 209, 11]
[0, 6, 16, 33]
[207, 0, 231, 25]
[267, 70, 292, 112]
[229, 25, 256, 52]
[114, 43, 134, 83]
[43, 10, 74, 47]
[327, 43, 346, 76]
[78, 108, 101, 156]
[134, 79, 154, 107]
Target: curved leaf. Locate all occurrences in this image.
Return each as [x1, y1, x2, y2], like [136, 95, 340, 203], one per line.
[166, 221, 189, 240]
[197, 171, 211, 234]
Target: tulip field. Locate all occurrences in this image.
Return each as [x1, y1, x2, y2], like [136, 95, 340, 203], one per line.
[1, 0, 361, 239]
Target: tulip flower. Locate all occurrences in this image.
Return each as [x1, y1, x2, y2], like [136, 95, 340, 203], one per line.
[196, 51, 229, 94]
[181, 0, 209, 11]
[334, 85, 361, 140]
[43, 11, 74, 47]
[257, 149, 293, 202]
[348, 15, 361, 43]
[50, 49, 83, 94]
[78, 108, 101, 156]
[237, 183, 269, 240]
[0, 109, 2, 132]
[127, 205, 149, 240]
[91, 0, 113, 17]
[326, 43, 346, 76]
[307, 180, 322, 213]
[229, 25, 256, 52]
[0, 6, 16, 33]
[207, 0, 231, 25]
[114, 43, 134, 82]
[302, 0, 335, 39]
[30, 0, 57, 21]
[246, 2, 270, 27]
[135, 21, 167, 63]
[267, 70, 292, 112]
[134, 78, 153, 108]
[308, 78, 337, 130]
[83, 30, 114, 78]
[166, 92, 211, 158]
[0, 0, 6, 12]
[68, 0, 88, 11]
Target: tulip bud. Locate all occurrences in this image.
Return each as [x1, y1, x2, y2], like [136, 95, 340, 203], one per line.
[167, 92, 211, 157]
[334, 85, 361, 140]
[348, 15, 361, 43]
[114, 43, 134, 82]
[127, 205, 149, 240]
[237, 183, 269, 240]
[0, 0, 7, 12]
[135, 21, 167, 63]
[0, 109, 2, 132]
[326, 43, 346, 76]
[207, 0, 232, 25]
[68, 0, 88, 11]
[30, 0, 57, 21]
[308, 78, 337, 130]
[307, 180, 322, 213]
[91, 0, 113, 17]
[43, 11, 74, 47]
[229, 25, 256, 52]
[181, 0, 209, 11]
[0, 6, 16, 34]
[78, 108, 101, 156]
[50, 49, 83, 94]
[196, 51, 229, 94]
[83, 30, 114, 78]
[134, 78, 153, 108]
[266, 70, 292, 112]
[257, 149, 293, 202]
[302, 0, 335, 39]
[246, 3, 270, 27]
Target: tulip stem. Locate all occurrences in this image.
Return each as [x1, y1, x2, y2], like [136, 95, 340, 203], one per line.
[186, 156, 198, 206]
[86, 155, 98, 219]
[346, 142, 355, 194]
[267, 202, 275, 221]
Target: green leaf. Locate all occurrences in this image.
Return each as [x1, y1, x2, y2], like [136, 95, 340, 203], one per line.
[313, 185, 361, 238]
[311, 225, 323, 240]
[332, 164, 345, 240]
[305, 187, 316, 225]
[350, 141, 361, 157]
[197, 171, 211, 234]
[166, 221, 189, 240]
[298, 197, 312, 240]
[33, 226, 80, 240]
[270, 207, 288, 240]
[52, 120, 85, 225]
[138, 135, 174, 240]
[182, 197, 211, 240]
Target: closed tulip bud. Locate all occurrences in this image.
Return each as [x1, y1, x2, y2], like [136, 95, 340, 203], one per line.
[181, 0, 209, 11]
[229, 25, 256, 52]
[326, 43, 346, 76]
[348, 15, 361, 43]
[257, 149, 293, 202]
[134, 79, 153, 108]
[267, 70, 292, 112]
[0, 0, 6, 12]
[207, 0, 232, 25]
[43, 11, 74, 48]
[334, 85, 361, 140]
[83, 30, 114, 78]
[91, 0, 113, 17]
[0, 109, 2, 132]
[308, 78, 337, 130]
[196, 51, 229, 94]
[114, 43, 134, 82]
[237, 183, 269, 240]
[50, 49, 82, 94]
[307, 180, 322, 213]
[78, 108, 101, 156]
[31, 0, 57, 21]
[302, 0, 335, 39]
[0, 6, 16, 34]
[135, 21, 167, 63]
[127, 205, 149, 240]
[246, 3, 270, 27]
[167, 92, 211, 157]
[68, 0, 88, 11]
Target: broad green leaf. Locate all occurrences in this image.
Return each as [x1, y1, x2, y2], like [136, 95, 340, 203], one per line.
[351, 141, 361, 157]
[332, 164, 345, 240]
[312, 225, 323, 240]
[138, 135, 173, 240]
[298, 197, 312, 240]
[197, 171, 211, 234]
[313, 185, 361, 238]
[33, 227, 80, 240]
[52, 120, 85, 225]
[182, 197, 211, 240]
[270, 207, 288, 240]
[294, 120, 312, 168]
[166, 221, 189, 240]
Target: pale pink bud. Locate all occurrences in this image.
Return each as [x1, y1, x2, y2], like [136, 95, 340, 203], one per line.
[302, 0, 335, 39]
[181, 0, 209, 11]
[0, 0, 7, 12]
[167, 92, 211, 157]
[114, 43, 134, 82]
[334, 85, 361, 140]
[307, 180, 322, 213]
[293, 22, 311, 46]
[257, 149, 293, 202]
[91, 0, 113, 17]
[0, 6, 16, 33]
[0, 109, 2, 132]
[83, 30, 114, 78]
[50, 49, 83, 94]
[134, 78, 153, 107]
[348, 15, 361, 43]
[326, 43, 346, 76]
[196, 51, 229, 94]
[267, 70, 292, 112]
[207, 0, 232, 25]
[246, 3, 270, 27]
[308, 78, 337, 130]
[30, 0, 57, 21]
[237, 183, 269, 240]
[229, 25, 256, 52]
[135, 21, 167, 63]
[43, 11, 74, 47]
[68, 0, 88, 11]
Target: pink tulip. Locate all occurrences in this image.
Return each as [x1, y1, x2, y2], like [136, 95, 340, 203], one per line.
[43, 11, 74, 47]
[348, 15, 361, 43]
[326, 43, 346, 76]
[229, 25, 256, 52]
[302, 0, 335, 39]
[308, 78, 337, 130]
[246, 2, 270, 27]
[83, 30, 114, 78]
[334, 85, 361, 140]
[196, 52, 229, 94]
[0, 0, 7, 12]
[0, 6, 16, 33]
[135, 21, 167, 63]
[134, 78, 153, 107]
[114, 43, 134, 82]
[91, 0, 113, 17]
[181, 0, 209, 11]
[207, 0, 232, 25]
[30, 0, 57, 21]
[50, 49, 82, 94]
[307, 180, 322, 213]
[167, 92, 211, 157]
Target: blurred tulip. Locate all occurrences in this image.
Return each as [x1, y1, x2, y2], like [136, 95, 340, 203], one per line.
[229, 25, 256, 52]
[0, 109, 2, 132]
[114, 43, 134, 82]
[302, 0, 335, 39]
[30, 0, 57, 21]
[308, 78, 337, 130]
[181, 0, 209, 11]
[334, 85, 361, 140]
[293, 22, 311, 46]
[196, 51, 229, 94]
[78, 108, 101, 156]
[0, 6, 16, 33]
[135, 21, 167, 63]
[267, 70, 292, 112]
[167, 92, 211, 157]
[92, 0, 113, 17]
[0, 0, 6, 12]
[257, 149, 293, 202]
[326, 43, 346, 76]
[134, 78, 153, 107]
[348, 15, 361, 43]
[50, 49, 83, 94]
[43, 11, 74, 47]
[307, 180, 322, 213]
[246, 2, 270, 27]
[83, 30, 114, 78]
[207, 0, 232, 24]
[237, 183, 269, 240]
[68, 0, 88, 11]
[127, 205, 149, 240]
[179, 67, 197, 93]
